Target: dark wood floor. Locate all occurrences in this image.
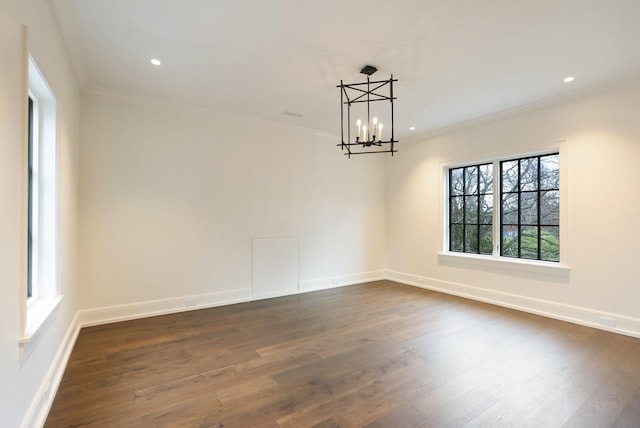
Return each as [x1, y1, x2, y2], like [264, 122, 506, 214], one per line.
[46, 281, 640, 427]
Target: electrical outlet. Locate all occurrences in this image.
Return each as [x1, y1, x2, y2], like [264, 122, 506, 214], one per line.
[185, 298, 197, 307]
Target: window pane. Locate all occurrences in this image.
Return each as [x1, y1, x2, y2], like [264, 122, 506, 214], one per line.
[28, 96, 34, 299]
[450, 168, 464, 196]
[541, 226, 560, 262]
[521, 226, 539, 259]
[540, 154, 559, 190]
[451, 153, 561, 262]
[501, 226, 519, 257]
[451, 224, 464, 252]
[520, 157, 538, 191]
[520, 192, 538, 225]
[502, 193, 518, 224]
[465, 225, 478, 253]
[501, 160, 518, 193]
[479, 195, 493, 225]
[465, 166, 478, 195]
[465, 196, 478, 223]
[479, 164, 493, 194]
[479, 225, 492, 255]
[449, 163, 494, 256]
[540, 190, 559, 225]
[450, 196, 464, 224]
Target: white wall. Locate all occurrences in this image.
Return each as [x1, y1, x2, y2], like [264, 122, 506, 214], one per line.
[0, 1, 81, 427]
[386, 76, 640, 331]
[79, 91, 387, 311]
[4, 3, 638, 426]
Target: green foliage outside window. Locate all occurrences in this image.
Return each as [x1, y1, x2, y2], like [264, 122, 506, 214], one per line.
[449, 163, 493, 255]
[449, 153, 559, 262]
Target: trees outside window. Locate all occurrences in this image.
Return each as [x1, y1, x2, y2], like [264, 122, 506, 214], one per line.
[449, 163, 493, 255]
[448, 153, 559, 262]
[500, 154, 559, 262]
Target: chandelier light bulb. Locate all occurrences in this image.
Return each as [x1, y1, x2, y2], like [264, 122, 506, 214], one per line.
[362, 125, 368, 141]
[378, 123, 383, 141]
[356, 119, 362, 138]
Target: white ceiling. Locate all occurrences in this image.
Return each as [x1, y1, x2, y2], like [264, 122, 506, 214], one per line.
[52, 0, 640, 139]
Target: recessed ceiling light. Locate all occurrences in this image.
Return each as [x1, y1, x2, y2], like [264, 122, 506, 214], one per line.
[150, 58, 161, 66]
[409, 126, 416, 131]
[564, 76, 574, 83]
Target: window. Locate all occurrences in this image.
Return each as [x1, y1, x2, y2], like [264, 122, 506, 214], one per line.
[27, 95, 37, 300]
[500, 154, 559, 262]
[447, 152, 560, 263]
[21, 54, 60, 351]
[449, 163, 493, 254]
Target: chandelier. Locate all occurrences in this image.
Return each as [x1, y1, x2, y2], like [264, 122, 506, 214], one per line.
[337, 65, 398, 157]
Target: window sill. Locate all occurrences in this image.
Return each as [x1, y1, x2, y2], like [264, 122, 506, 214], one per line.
[437, 252, 570, 278]
[19, 296, 63, 360]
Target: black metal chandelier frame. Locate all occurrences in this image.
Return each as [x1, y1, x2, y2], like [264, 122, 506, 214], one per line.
[338, 66, 398, 157]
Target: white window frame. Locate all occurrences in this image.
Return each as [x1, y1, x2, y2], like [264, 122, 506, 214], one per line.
[438, 143, 570, 278]
[20, 52, 62, 358]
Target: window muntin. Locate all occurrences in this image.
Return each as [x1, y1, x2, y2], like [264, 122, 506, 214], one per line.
[449, 163, 493, 255]
[447, 152, 559, 263]
[500, 153, 559, 262]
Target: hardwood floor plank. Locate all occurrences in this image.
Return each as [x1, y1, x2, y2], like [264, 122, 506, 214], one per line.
[363, 402, 427, 428]
[413, 389, 498, 428]
[515, 331, 627, 427]
[309, 418, 341, 428]
[45, 281, 640, 427]
[561, 359, 640, 427]
[278, 363, 431, 427]
[614, 385, 640, 428]
[460, 328, 607, 427]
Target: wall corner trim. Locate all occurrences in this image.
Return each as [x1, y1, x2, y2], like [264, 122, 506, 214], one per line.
[386, 270, 640, 339]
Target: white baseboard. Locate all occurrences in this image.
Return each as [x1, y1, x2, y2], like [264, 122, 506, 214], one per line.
[78, 288, 253, 327]
[299, 270, 386, 293]
[21, 312, 81, 428]
[77, 270, 388, 328]
[386, 270, 640, 339]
